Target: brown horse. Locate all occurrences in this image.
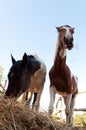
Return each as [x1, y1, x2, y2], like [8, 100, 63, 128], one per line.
[48, 25, 78, 126]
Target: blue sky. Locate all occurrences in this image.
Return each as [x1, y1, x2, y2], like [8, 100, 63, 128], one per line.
[0, 0, 86, 108]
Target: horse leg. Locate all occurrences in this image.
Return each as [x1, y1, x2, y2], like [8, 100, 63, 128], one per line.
[33, 87, 43, 111]
[69, 94, 76, 125]
[63, 94, 72, 126]
[48, 86, 56, 114]
[32, 92, 37, 105]
[32, 92, 37, 110]
[25, 91, 33, 106]
[19, 92, 27, 103]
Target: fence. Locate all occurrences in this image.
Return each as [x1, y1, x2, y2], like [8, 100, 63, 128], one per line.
[52, 91, 86, 119]
[0, 79, 7, 93]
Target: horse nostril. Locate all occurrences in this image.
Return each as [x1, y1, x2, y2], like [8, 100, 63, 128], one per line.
[64, 36, 66, 41]
[70, 37, 73, 42]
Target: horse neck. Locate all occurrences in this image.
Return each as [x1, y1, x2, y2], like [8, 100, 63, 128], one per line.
[54, 40, 67, 71]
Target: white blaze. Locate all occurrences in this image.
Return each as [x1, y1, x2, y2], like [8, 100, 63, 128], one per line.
[63, 27, 72, 39]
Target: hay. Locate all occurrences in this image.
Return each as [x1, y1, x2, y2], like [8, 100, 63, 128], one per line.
[0, 96, 84, 130]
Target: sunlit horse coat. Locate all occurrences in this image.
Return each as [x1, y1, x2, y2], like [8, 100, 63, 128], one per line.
[48, 25, 78, 126]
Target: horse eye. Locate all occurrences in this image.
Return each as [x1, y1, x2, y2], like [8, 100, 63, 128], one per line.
[10, 72, 14, 77]
[8, 72, 14, 79]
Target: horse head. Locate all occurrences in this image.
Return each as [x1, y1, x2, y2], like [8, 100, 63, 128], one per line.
[56, 25, 74, 50]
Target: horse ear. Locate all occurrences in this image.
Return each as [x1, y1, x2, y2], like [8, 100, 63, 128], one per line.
[21, 53, 28, 67]
[72, 28, 75, 33]
[11, 54, 16, 65]
[70, 28, 75, 33]
[56, 26, 60, 32]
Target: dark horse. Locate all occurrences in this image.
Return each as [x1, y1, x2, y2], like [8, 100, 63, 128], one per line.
[48, 25, 78, 126]
[5, 53, 46, 111]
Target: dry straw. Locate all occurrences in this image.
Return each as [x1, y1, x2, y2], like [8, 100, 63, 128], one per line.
[0, 94, 83, 130]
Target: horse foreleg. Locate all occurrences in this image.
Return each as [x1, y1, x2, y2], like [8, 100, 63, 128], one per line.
[32, 92, 37, 110]
[63, 94, 72, 126]
[48, 86, 56, 114]
[25, 91, 33, 106]
[69, 94, 76, 125]
[34, 87, 43, 111]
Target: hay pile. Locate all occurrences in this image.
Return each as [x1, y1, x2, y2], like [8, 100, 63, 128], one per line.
[0, 96, 84, 130]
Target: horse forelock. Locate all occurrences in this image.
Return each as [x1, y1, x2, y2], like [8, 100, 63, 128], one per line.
[60, 25, 72, 29]
[64, 25, 72, 28]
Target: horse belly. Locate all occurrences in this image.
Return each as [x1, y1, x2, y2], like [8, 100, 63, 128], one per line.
[29, 68, 46, 92]
[57, 91, 67, 96]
